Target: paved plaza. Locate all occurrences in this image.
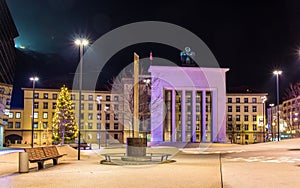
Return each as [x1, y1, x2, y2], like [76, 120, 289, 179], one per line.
[1, 139, 300, 188]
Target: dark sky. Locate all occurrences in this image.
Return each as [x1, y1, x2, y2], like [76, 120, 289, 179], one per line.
[6, 0, 300, 106]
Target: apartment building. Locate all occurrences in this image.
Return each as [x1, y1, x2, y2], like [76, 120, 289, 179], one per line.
[5, 87, 122, 146]
[281, 96, 300, 138]
[226, 93, 268, 144]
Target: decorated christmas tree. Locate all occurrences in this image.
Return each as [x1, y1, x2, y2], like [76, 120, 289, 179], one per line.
[52, 85, 77, 144]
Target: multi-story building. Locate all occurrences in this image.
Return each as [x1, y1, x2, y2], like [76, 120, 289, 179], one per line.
[0, 0, 19, 147]
[5, 87, 122, 146]
[0, 83, 13, 146]
[267, 104, 284, 141]
[226, 93, 268, 144]
[281, 96, 300, 138]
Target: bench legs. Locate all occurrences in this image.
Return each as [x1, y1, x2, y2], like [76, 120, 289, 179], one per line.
[37, 161, 44, 170]
[53, 158, 58, 165]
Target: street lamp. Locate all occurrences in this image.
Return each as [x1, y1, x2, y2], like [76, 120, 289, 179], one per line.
[261, 96, 267, 142]
[96, 96, 102, 149]
[75, 38, 89, 160]
[273, 70, 282, 141]
[29, 76, 38, 148]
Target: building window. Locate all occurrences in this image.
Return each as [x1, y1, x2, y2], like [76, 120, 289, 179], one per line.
[53, 94, 57, 99]
[236, 98, 240, 103]
[81, 104, 84, 110]
[253, 135, 257, 140]
[34, 102, 39, 109]
[52, 102, 57, 109]
[105, 123, 110, 130]
[252, 106, 257, 112]
[71, 103, 75, 110]
[236, 115, 240, 121]
[114, 134, 118, 139]
[34, 133, 38, 139]
[114, 114, 118, 120]
[97, 123, 101, 129]
[245, 134, 249, 140]
[71, 94, 75, 100]
[42, 133, 47, 139]
[43, 102, 48, 109]
[88, 113, 93, 120]
[43, 122, 48, 129]
[253, 115, 257, 121]
[236, 124, 241, 130]
[114, 123, 119, 130]
[43, 93, 48, 99]
[88, 134, 92, 140]
[244, 115, 249, 121]
[252, 97, 257, 103]
[114, 104, 119, 111]
[43, 112, 48, 119]
[253, 124, 257, 131]
[114, 96, 119, 101]
[228, 106, 232, 112]
[8, 112, 13, 118]
[244, 98, 248, 103]
[106, 114, 110, 120]
[16, 112, 21, 119]
[106, 96, 111, 101]
[228, 115, 232, 121]
[88, 95, 93, 101]
[97, 104, 101, 111]
[6, 99, 10, 105]
[88, 103, 93, 110]
[34, 112, 38, 119]
[15, 122, 21, 128]
[81, 95, 84, 100]
[237, 134, 241, 140]
[88, 123, 93, 129]
[244, 124, 249, 130]
[97, 113, 101, 120]
[106, 134, 110, 139]
[244, 106, 248, 112]
[34, 122, 38, 128]
[236, 106, 240, 112]
[80, 113, 84, 119]
[34, 93, 39, 99]
[7, 122, 13, 128]
[196, 105, 200, 112]
[80, 123, 84, 130]
[228, 124, 232, 130]
[105, 104, 110, 111]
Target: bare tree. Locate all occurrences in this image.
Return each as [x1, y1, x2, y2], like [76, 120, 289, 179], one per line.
[284, 81, 300, 100]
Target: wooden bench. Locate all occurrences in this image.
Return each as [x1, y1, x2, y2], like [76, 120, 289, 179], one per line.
[24, 146, 66, 170]
[70, 143, 91, 150]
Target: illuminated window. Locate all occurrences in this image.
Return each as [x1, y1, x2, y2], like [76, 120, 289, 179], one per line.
[52, 94, 57, 99]
[34, 133, 38, 139]
[43, 93, 48, 99]
[228, 106, 232, 112]
[16, 112, 21, 119]
[15, 122, 21, 128]
[88, 113, 93, 120]
[236, 115, 240, 121]
[8, 112, 13, 118]
[228, 115, 232, 121]
[88, 123, 93, 129]
[33, 122, 38, 128]
[34, 102, 39, 109]
[34, 112, 38, 119]
[114, 96, 118, 101]
[43, 122, 48, 129]
[252, 98, 257, 103]
[42, 133, 47, 139]
[34, 93, 39, 99]
[88, 95, 93, 100]
[43, 112, 48, 119]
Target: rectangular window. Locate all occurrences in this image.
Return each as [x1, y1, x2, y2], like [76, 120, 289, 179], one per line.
[105, 123, 110, 130]
[244, 115, 249, 121]
[8, 122, 13, 128]
[97, 104, 101, 111]
[88, 123, 93, 129]
[114, 96, 119, 101]
[114, 114, 118, 120]
[34, 133, 38, 139]
[252, 106, 257, 112]
[244, 124, 249, 130]
[244, 106, 248, 112]
[34, 102, 39, 109]
[253, 115, 257, 121]
[253, 124, 257, 131]
[228, 124, 232, 130]
[16, 112, 21, 119]
[97, 123, 101, 129]
[71, 103, 75, 110]
[244, 98, 248, 103]
[228, 115, 232, 121]
[88, 103, 93, 110]
[8, 112, 13, 118]
[114, 104, 119, 111]
[43, 102, 48, 109]
[80, 123, 84, 130]
[15, 122, 21, 128]
[43, 112, 48, 119]
[228, 106, 232, 112]
[252, 97, 257, 103]
[105, 104, 110, 111]
[236, 98, 240, 103]
[88, 113, 93, 120]
[81, 104, 84, 110]
[34, 122, 38, 128]
[106, 114, 110, 120]
[236, 124, 241, 130]
[34, 93, 39, 99]
[71, 94, 75, 100]
[52, 94, 57, 99]
[52, 102, 57, 109]
[43, 93, 48, 99]
[236, 115, 240, 121]
[236, 106, 240, 112]
[42, 133, 47, 139]
[80, 113, 84, 119]
[97, 113, 101, 120]
[88, 95, 93, 101]
[106, 96, 111, 101]
[81, 95, 84, 100]
[34, 112, 38, 119]
[245, 134, 249, 140]
[114, 134, 118, 139]
[196, 105, 200, 112]
[43, 122, 48, 129]
[114, 123, 119, 130]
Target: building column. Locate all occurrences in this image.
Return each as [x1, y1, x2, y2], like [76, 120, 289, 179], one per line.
[172, 89, 176, 142]
[202, 90, 206, 142]
[181, 90, 186, 142]
[192, 90, 196, 142]
[211, 90, 217, 142]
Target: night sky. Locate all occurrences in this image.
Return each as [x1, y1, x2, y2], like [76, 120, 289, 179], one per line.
[6, 0, 300, 107]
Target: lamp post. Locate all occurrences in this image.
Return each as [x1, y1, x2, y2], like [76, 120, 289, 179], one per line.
[30, 76, 38, 148]
[273, 70, 282, 141]
[269, 103, 275, 141]
[75, 38, 89, 160]
[96, 96, 102, 149]
[261, 96, 267, 142]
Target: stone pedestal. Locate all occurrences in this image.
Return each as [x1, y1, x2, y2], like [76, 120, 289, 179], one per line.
[126, 138, 146, 157]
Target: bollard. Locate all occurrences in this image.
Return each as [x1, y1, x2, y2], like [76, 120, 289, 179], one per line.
[19, 152, 29, 173]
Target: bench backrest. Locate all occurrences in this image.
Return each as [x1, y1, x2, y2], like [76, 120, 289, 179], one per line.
[24, 147, 46, 160]
[43, 146, 60, 157]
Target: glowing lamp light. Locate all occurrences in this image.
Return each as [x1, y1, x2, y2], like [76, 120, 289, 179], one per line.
[74, 38, 89, 46]
[29, 77, 39, 81]
[273, 70, 282, 75]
